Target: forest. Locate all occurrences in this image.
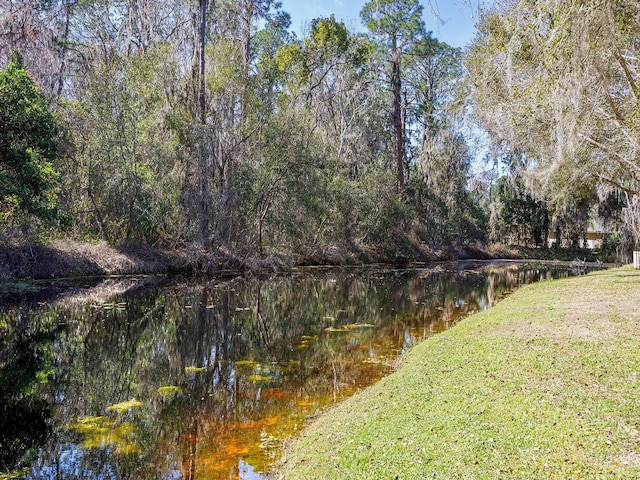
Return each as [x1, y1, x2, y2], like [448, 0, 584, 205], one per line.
[2, 0, 640, 272]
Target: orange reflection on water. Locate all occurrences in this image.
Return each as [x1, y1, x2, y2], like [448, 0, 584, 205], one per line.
[181, 357, 392, 479]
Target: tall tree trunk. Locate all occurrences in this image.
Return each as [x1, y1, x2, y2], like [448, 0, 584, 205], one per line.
[197, 0, 210, 242]
[198, 0, 208, 125]
[402, 87, 409, 184]
[238, 0, 253, 127]
[55, 1, 73, 97]
[391, 35, 405, 193]
[240, 0, 253, 70]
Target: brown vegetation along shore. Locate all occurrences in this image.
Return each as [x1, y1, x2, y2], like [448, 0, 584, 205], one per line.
[0, 239, 602, 283]
[0, 240, 201, 281]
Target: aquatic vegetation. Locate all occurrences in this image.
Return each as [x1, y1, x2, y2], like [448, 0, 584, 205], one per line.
[248, 374, 276, 383]
[324, 326, 350, 332]
[234, 360, 261, 368]
[157, 385, 182, 398]
[343, 323, 375, 329]
[106, 398, 143, 413]
[70, 416, 140, 455]
[0, 468, 29, 479]
[324, 323, 374, 333]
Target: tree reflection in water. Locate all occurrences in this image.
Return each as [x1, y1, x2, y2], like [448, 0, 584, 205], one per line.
[0, 261, 587, 479]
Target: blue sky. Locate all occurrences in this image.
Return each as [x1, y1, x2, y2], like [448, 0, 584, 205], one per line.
[279, 0, 485, 48]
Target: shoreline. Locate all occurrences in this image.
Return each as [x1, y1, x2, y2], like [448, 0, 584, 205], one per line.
[275, 266, 640, 479]
[0, 239, 603, 283]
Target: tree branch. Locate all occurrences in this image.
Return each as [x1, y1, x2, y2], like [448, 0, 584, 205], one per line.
[616, 50, 639, 102]
[580, 134, 640, 184]
[589, 170, 640, 197]
[604, 89, 626, 124]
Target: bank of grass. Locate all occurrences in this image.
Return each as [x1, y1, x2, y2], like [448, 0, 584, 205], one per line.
[277, 267, 640, 479]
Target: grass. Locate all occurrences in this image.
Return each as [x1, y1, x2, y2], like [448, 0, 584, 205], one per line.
[276, 266, 640, 479]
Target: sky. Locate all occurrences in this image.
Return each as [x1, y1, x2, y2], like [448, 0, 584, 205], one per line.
[279, 0, 485, 49]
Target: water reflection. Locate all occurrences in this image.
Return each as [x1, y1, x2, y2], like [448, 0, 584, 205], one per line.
[0, 261, 596, 479]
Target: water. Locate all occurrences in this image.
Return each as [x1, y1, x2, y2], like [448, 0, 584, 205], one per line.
[0, 261, 597, 479]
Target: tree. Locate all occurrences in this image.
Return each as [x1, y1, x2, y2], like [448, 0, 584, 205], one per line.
[0, 0, 75, 98]
[251, 13, 294, 116]
[466, 0, 640, 241]
[65, 49, 183, 244]
[0, 0, 493, 261]
[361, 0, 425, 193]
[406, 36, 462, 182]
[491, 176, 548, 246]
[0, 53, 61, 226]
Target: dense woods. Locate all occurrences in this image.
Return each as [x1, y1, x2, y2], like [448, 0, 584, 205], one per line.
[2, 0, 640, 268]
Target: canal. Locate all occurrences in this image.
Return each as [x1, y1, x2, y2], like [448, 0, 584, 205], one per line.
[0, 261, 595, 479]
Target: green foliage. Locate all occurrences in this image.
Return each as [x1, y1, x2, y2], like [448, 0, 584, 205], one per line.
[360, 0, 424, 38]
[492, 176, 548, 246]
[275, 15, 366, 100]
[235, 111, 323, 252]
[253, 18, 296, 113]
[65, 48, 183, 245]
[0, 53, 61, 225]
[600, 232, 622, 262]
[407, 176, 487, 245]
[307, 15, 350, 59]
[275, 41, 307, 90]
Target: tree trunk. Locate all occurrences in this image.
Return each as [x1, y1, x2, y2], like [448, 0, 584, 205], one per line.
[198, 0, 208, 125]
[240, 0, 253, 70]
[391, 35, 405, 193]
[55, 1, 73, 97]
[197, 0, 210, 242]
[402, 87, 409, 184]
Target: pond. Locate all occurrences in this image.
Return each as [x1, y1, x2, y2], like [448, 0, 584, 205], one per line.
[0, 261, 598, 479]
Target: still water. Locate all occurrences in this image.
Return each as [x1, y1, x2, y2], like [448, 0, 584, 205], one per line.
[0, 261, 595, 479]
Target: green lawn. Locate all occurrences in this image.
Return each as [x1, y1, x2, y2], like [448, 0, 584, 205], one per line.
[277, 266, 640, 479]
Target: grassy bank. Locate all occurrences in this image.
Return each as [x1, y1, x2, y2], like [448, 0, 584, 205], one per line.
[277, 267, 640, 479]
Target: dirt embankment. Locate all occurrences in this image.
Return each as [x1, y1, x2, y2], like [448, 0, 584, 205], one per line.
[0, 239, 330, 281]
[0, 241, 211, 281]
[0, 238, 596, 282]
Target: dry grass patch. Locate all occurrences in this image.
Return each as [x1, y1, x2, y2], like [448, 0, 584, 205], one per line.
[484, 270, 640, 342]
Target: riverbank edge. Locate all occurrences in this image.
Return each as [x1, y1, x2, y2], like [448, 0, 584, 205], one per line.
[275, 266, 640, 479]
[0, 238, 599, 283]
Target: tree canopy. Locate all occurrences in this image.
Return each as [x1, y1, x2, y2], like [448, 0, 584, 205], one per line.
[464, 0, 640, 249]
[0, 53, 60, 224]
[8, 0, 632, 259]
